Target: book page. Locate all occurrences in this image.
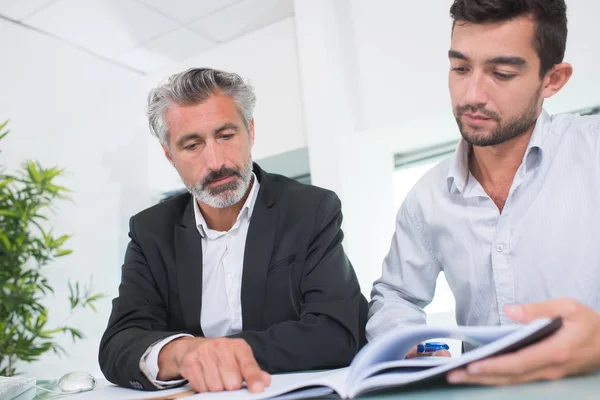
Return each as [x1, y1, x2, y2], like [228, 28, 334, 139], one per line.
[357, 356, 452, 382]
[179, 368, 349, 400]
[251, 368, 349, 400]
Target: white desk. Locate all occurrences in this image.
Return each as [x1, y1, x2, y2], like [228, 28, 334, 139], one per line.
[24, 372, 600, 400]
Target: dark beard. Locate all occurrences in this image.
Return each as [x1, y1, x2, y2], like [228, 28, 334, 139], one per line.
[455, 87, 541, 147]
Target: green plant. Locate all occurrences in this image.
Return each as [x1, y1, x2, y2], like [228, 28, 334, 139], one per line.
[0, 121, 104, 376]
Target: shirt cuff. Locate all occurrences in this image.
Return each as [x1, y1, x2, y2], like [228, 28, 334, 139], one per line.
[139, 333, 193, 389]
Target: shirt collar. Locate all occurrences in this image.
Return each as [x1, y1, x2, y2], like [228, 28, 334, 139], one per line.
[523, 109, 550, 173]
[447, 109, 550, 194]
[193, 172, 260, 238]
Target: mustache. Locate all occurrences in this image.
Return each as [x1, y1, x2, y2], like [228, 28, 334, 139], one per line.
[456, 104, 500, 121]
[202, 166, 242, 186]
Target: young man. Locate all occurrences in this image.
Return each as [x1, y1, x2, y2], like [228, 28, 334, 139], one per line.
[368, 0, 600, 385]
[99, 68, 367, 393]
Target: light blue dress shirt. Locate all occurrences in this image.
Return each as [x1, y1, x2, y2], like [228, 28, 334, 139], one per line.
[367, 110, 600, 340]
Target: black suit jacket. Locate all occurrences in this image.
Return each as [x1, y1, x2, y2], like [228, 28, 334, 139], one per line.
[99, 164, 367, 390]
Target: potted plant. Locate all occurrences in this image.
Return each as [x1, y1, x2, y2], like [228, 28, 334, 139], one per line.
[0, 120, 103, 376]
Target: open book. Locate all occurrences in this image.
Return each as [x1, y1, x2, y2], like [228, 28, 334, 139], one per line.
[72, 318, 560, 400]
[181, 317, 560, 400]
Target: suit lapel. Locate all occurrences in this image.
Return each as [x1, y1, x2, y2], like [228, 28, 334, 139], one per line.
[175, 198, 204, 336]
[241, 166, 279, 331]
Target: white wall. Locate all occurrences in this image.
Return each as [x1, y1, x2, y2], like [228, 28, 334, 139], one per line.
[291, 0, 461, 296]
[145, 17, 306, 193]
[350, 0, 456, 133]
[546, 1, 600, 113]
[350, 0, 600, 131]
[0, 20, 148, 378]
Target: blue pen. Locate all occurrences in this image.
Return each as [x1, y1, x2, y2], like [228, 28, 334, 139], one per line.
[417, 341, 450, 354]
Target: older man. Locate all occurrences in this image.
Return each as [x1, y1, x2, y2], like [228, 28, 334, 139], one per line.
[99, 68, 367, 393]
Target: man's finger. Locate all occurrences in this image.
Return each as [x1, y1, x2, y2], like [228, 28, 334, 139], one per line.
[234, 342, 265, 393]
[432, 350, 452, 357]
[448, 368, 514, 386]
[448, 365, 565, 386]
[198, 347, 224, 392]
[405, 346, 418, 359]
[505, 297, 578, 323]
[216, 344, 243, 391]
[261, 371, 271, 386]
[463, 335, 563, 377]
[183, 363, 208, 393]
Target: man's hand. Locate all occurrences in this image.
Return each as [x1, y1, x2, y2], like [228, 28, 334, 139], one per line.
[447, 297, 600, 386]
[158, 337, 271, 393]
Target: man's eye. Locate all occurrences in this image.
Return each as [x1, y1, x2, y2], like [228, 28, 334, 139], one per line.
[494, 72, 516, 80]
[184, 143, 197, 150]
[451, 67, 469, 74]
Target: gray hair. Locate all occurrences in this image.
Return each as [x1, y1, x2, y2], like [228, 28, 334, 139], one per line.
[146, 67, 257, 146]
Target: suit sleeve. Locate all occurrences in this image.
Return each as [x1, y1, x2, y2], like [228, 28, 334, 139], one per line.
[230, 191, 366, 372]
[98, 217, 186, 391]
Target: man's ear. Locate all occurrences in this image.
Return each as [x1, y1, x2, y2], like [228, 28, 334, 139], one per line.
[542, 62, 573, 99]
[161, 143, 174, 166]
[248, 119, 255, 147]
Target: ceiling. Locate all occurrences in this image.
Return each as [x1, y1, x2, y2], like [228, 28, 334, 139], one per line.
[0, 0, 294, 74]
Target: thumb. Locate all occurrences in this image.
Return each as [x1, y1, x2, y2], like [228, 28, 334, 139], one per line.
[405, 345, 419, 359]
[505, 297, 574, 323]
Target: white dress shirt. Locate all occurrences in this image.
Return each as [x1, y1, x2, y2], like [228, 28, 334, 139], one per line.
[367, 110, 600, 340]
[140, 174, 260, 387]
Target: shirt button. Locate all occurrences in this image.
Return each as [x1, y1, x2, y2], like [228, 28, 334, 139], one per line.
[235, 316, 240, 321]
[227, 273, 232, 279]
[496, 244, 504, 252]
